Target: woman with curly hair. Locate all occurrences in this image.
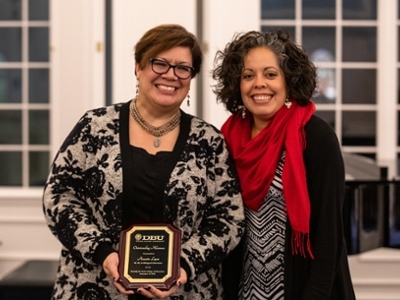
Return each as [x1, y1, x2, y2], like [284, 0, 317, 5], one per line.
[213, 29, 355, 300]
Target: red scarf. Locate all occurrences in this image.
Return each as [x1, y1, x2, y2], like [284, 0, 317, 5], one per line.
[221, 100, 315, 258]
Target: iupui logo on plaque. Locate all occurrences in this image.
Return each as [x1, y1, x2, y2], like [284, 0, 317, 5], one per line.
[118, 224, 181, 291]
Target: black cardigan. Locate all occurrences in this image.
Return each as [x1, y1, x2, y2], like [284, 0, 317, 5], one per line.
[223, 115, 356, 300]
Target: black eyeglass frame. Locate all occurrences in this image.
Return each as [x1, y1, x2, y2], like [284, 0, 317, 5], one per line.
[149, 58, 194, 79]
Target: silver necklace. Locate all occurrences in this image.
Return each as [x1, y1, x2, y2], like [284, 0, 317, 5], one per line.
[129, 98, 181, 148]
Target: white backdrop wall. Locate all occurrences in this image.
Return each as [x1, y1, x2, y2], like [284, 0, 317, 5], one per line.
[112, 0, 198, 116]
[51, 0, 106, 154]
[202, 0, 260, 129]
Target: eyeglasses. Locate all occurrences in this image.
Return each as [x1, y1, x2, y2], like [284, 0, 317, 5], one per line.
[150, 58, 194, 79]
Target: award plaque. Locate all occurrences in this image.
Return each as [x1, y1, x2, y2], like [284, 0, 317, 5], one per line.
[118, 224, 181, 291]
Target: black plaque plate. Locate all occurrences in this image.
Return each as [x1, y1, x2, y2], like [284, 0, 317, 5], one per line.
[118, 224, 181, 290]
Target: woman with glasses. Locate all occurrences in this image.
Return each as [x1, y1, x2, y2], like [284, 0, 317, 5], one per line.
[43, 24, 244, 300]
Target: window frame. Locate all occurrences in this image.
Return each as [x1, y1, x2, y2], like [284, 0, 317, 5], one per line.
[260, 0, 398, 178]
[0, 0, 105, 199]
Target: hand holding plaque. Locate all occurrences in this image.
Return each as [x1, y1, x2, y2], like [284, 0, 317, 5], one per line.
[118, 224, 181, 291]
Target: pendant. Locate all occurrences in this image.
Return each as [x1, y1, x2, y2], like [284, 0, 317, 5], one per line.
[154, 137, 161, 148]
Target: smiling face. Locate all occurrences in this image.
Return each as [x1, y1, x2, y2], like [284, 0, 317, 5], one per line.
[135, 46, 192, 112]
[240, 46, 287, 128]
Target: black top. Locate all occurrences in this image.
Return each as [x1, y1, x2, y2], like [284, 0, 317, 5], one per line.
[129, 145, 172, 223]
[111, 107, 191, 300]
[120, 105, 191, 230]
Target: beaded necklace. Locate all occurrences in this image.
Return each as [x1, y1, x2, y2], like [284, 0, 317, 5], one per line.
[129, 98, 181, 148]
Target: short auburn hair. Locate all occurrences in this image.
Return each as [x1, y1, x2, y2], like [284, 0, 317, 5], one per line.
[134, 24, 202, 78]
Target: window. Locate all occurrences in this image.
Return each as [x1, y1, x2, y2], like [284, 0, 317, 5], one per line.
[0, 0, 50, 187]
[261, 0, 400, 174]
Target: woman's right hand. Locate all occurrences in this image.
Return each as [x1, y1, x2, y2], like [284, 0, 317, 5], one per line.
[103, 252, 134, 295]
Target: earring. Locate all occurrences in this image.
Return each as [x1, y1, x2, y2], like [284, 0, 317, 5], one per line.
[285, 97, 292, 109]
[186, 94, 190, 107]
[135, 81, 139, 99]
[241, 106, 246, 119]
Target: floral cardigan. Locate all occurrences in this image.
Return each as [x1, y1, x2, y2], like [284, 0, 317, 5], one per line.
[43, 101, 245, 300]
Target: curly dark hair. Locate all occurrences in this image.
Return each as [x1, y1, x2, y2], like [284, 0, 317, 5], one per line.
[212, 29, 317, 113]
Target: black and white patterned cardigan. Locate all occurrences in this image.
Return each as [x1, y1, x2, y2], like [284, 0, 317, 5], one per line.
[43, 101, 245, 300]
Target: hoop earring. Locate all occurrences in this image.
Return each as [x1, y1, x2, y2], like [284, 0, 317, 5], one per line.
[285, 97, 292, 109]
[242, 106, 246, 119]
[186, 94, 190, 107]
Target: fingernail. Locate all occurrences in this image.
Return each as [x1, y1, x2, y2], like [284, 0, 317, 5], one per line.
[143, 284, 151, 291]
[136, 289, 141, 294]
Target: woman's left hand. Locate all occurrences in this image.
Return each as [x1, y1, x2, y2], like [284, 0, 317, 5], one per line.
[136, 268, 187, 299]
